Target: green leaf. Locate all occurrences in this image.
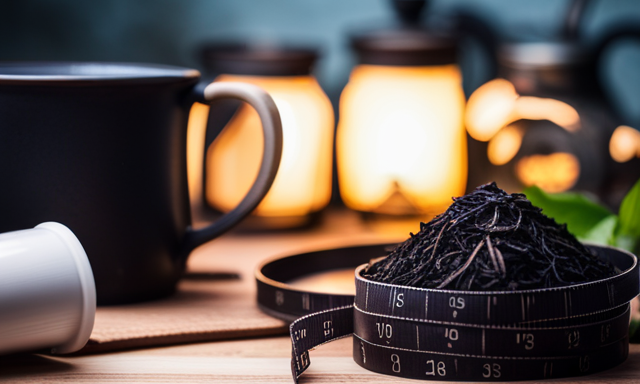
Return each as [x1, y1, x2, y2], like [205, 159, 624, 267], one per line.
[523, 186, 613, 238]
[579, 215, 617, 245]
[614, 235, 637, 253]
[614, 178, 640, 254]
[630, 318, 640, 342]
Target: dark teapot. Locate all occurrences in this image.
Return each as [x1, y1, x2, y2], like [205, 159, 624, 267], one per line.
[458, 0, 640, 208]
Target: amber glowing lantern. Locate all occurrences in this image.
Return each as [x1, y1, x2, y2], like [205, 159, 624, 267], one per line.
[459, 0, 640, 205]
[464, 41, 618, 195]
[199, 46, 334, 228]
[337, 30, 467, 217]
[610, 125, 640, 163]
[466, 75, 583, 193]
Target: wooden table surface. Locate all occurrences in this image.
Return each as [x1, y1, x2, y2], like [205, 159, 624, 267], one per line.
[1, 209, 639, 383]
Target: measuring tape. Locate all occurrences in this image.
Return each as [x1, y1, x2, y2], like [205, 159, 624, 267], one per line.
[255, 243, 639, 382]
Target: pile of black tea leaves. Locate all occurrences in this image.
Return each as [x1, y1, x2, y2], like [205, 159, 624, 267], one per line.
[363, 183, 617, 291]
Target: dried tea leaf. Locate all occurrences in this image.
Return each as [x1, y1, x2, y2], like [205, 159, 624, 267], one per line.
[363, 183, 616, 291]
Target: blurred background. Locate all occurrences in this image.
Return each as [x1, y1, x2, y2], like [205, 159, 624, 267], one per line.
[2, 0, 639, 117]
[2, 0, 639, 227]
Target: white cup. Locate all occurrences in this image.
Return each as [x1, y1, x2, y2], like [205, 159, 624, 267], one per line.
[0, 222, 96, 355]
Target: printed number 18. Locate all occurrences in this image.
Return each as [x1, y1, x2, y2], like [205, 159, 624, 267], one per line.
[426, 360, 446, 376]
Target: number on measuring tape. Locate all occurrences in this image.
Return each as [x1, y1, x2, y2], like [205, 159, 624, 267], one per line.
[376, 322, 393, 339]
[426, 360, 446, 376]
[294, 328, 307, 341]
[567, 330, 580, 349]
[449, 296, 465, 318]
[483, 363, 501, 378]
[298, 351, 309, 370]
[275, 291, 284, 306]
[394, 292, 404, 308]
[449, 296, 465, 309]
[579, 356, 590, 373]
[391, 354, 401, 373]
[323, 321, 334, 338]
[444, 328, 458, 341]
[516, 333, 534, 350]
[601, 324, 611, 342]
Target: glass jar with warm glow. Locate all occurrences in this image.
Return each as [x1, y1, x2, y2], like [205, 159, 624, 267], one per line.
[337, 31, 467, 217]
[198, 46, 334, 228]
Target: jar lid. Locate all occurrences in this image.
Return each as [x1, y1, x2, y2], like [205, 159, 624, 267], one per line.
[200, 43, 317, 76]
[498, 41, 587, 69]
[351, 28, 457, 66]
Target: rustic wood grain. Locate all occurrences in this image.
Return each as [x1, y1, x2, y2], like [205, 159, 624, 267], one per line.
[3, 209, 635, 383]
[2, 337, 640, 383]
[80, 209, 401, 354]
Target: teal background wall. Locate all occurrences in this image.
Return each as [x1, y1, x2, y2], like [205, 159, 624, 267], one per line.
[1, 0, 639, 124]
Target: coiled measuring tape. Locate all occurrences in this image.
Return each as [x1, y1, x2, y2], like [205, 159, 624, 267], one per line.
[255, 243, 639, 382]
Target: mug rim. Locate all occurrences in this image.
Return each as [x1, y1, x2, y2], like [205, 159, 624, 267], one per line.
[0, 61, 201, 85]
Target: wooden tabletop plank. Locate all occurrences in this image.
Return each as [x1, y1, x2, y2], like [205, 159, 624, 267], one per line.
[2, 209, 638, 383]
[2, 337, 640, 383]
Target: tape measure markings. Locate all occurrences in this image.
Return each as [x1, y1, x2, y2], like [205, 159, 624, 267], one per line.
[353, 334, 629, 381]
[289, 305, 354, 379]
[354, 305, 630, 357]
[353, 332, 627, 360]
[353, 301, 631, 328]
[354, 302, 630, 331]
[255, 243, 639, 382]
[354, 249, 638, 325]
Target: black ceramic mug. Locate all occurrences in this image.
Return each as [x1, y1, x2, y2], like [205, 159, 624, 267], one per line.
[0, 62, 283, 305]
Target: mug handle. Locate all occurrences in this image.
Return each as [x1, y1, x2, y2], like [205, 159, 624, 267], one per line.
[182, 82, 283, 254]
